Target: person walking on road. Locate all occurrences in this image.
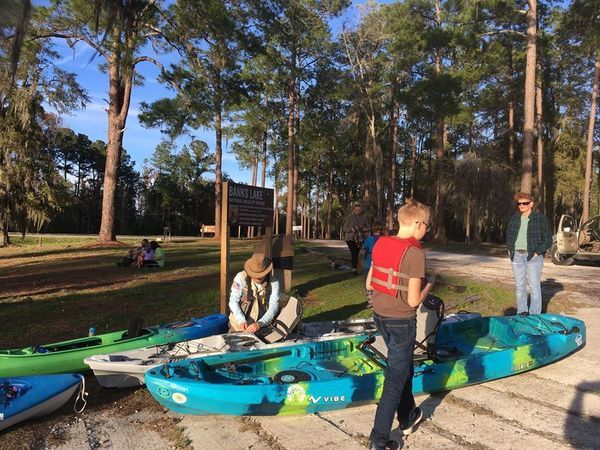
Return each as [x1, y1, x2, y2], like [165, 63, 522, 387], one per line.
[366, 198, 435, 450]
[506, 192, 552, 315]
[362, 221, 383, 307]
[342, 201, 369, 275]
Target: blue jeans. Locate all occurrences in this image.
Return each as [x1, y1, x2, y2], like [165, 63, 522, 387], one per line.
[511, 252, 544, 314]
[370, 314, 416, 449]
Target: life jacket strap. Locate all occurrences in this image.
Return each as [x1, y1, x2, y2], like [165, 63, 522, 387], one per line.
[371, 265, 410, 291]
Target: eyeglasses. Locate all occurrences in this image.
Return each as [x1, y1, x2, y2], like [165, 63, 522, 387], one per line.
[416, 221, 432, 232]
[516, 201, 531, 206]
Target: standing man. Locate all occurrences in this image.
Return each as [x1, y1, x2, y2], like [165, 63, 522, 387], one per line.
[342, 201, 369, 275]
[366, 199, 435, 450]
[506, 192, 552, 316]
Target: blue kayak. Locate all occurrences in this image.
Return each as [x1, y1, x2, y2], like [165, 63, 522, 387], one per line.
[145, 314, 585, 416]
[0, 374, 83, 431]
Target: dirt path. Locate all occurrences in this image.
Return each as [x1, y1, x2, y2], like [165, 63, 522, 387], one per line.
[426, 250, 600, 303]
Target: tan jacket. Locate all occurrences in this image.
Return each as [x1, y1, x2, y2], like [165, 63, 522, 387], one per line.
[342, 213, 369, 241]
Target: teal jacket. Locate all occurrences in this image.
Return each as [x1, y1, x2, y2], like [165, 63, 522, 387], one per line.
[506, 211, 552, 261]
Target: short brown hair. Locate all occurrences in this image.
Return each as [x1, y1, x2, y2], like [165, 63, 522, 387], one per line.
[397, 198, 431, 226]
[513, 192, 533, 202]
[372, 221, 383, 233]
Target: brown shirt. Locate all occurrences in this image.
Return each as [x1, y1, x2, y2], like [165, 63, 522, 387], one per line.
[371, 246, 425, 319]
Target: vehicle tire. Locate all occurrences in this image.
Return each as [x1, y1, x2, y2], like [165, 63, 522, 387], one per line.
[550, 243, 575, 266]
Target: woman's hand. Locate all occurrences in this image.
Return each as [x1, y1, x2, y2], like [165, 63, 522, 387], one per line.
[246, 323, 261, 334]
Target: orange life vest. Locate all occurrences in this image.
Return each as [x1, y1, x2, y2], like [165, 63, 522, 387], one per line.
[370, 236, 422, 297]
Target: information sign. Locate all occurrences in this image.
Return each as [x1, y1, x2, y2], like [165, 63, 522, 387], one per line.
[227, 182, 274, 227]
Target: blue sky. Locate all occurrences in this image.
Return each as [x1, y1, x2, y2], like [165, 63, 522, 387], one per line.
[47, 1, 367, 186]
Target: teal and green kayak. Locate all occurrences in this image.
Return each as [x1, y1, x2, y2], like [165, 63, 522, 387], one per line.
[145, 313, 585, 416]
[0, 314, 228, 377]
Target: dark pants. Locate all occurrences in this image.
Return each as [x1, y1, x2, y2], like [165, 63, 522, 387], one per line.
[345, 240, 361, 269]
[370, 314, 416, 449]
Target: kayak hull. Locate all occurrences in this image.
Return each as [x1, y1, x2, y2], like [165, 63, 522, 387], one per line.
[0, 374, 83, 431]
[145, 314, 585, 416]
[0, 314, 228, 377]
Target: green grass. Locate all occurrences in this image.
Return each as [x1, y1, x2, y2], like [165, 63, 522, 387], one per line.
[0, 237, 517, 348]
[7, 234, 98, 246]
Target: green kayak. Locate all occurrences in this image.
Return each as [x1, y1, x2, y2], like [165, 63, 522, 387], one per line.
[0, 314, 228, 377]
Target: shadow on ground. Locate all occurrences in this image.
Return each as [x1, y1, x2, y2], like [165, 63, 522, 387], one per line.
[541, 278, 564, 313]
[564, 380, 600, 448]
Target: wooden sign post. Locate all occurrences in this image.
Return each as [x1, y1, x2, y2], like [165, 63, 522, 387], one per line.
[219, 182, 275, 314]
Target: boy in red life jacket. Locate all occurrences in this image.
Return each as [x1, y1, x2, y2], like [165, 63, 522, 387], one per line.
[366, 198, 435, 450]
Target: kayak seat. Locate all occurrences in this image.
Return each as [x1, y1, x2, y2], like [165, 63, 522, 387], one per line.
[121, 317, 145, 340]
[259, 297, 303, 344]
[415, 295, 445, 359]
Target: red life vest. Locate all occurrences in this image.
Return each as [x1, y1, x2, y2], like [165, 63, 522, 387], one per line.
[370, 236, 422, 297]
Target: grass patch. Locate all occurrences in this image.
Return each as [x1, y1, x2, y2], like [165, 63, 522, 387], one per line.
[0, 238, 520, 348]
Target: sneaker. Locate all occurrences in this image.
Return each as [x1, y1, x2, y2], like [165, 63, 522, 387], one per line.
[518, 311, 530, 317]
[398, 407, 423, 436]
[385, 440, 400, 450]
[368, 440, 399, 450]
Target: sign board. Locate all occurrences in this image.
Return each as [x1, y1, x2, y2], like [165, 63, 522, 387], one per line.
[227, 182, 274, 227]
[292, 225, 302, 232]
[220, 182, 275, 315]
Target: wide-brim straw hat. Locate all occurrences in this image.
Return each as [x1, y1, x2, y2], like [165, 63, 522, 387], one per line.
[244, 253, 273, 279]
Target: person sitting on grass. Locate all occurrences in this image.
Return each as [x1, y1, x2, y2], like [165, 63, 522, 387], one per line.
[228, 253, 280, 335]
[137, 243, 154, 268]
[140, 241, 165, 268]
[117, 239, 149, 267]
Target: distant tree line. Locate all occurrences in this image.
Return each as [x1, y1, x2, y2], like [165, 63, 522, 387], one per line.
[1, 0, 598, 245]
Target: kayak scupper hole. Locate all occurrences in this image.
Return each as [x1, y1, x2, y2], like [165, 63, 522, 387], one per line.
[235, 365, 253, 374]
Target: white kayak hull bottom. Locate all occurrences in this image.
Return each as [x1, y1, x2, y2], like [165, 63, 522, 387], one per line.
[91, 369, 146, 389]
[0, 383, 80, 432]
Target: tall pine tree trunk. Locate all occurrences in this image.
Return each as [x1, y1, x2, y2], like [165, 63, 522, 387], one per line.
[314, 162, 320, 240]
[508, 46, 515, 164]
[410, 135, 417, 198]
[285, 52, 296, 236]
[98, 48, 133, 242]
[508, 100, 515, 164]
[214, 89, 223, 240]
[326, 148, 333, 239]
[249, 155, 258, 238]
[386, 100, 399, 230]
[261, 135, 267, 188]
[364, 125, 372, 199]
[292, 77, 300, 232]
[432, 0, 447, 243]
[520, 0, 537, 194]
[582, 52, 600, 223]
[536, 64, 544, 212]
